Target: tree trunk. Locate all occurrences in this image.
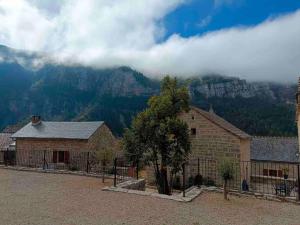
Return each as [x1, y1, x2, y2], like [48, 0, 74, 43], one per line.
[155, 166, 171, 195]
[224, 179, 228, 200]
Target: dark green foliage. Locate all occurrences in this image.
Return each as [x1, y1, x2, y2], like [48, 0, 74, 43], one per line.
[218, 158, 235, 181]
[194, 174, 203, 186]
[172, 176, 181, 190]
[188, 175, 194, 188]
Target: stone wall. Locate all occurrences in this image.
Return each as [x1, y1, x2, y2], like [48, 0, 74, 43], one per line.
[118, 179, 146, 191]
[179, 108, 242, 161]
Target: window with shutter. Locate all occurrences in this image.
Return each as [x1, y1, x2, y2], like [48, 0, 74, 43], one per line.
[53, 151, 57, 163]
[64, 151, 70, 164]
[263, 169, 268, 176]
[58, 151, 65, 163]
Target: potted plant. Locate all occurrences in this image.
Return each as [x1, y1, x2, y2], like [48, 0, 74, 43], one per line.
[218, 158, 235, 200]
[282, 167, 289, 179]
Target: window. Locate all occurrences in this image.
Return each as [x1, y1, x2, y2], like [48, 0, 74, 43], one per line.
[191, 128, 196, 135]
[269, 169, 277, 177]
[58, 151, 65, 163]
[191, 115, 195, 120]
[53, 151, 69, 164]
[262, 169, 283, 177]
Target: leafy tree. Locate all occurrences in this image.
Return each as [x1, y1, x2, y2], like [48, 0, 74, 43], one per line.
[218, 158, 235, 200]
[123, 76, 191, 195]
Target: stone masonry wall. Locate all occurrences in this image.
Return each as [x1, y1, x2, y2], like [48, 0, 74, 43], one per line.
[179, 108, 247, 187]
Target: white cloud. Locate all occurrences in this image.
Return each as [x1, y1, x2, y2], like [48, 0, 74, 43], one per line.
[0, 0, 299, 82]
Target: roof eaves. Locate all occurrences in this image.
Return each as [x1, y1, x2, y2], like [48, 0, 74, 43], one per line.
[191, 106, 251, 139]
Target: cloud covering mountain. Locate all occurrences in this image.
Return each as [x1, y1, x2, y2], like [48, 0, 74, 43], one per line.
[0, 0, 299, 82]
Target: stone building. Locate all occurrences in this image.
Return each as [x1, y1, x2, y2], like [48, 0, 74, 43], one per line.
[251, 137, 299, 189]
[296, 77, 300, 151]
[146, 106, 251, 188]
[179, 106, 251, 186]
[250, 137, 300, 197]
[12, 116, 118, 170]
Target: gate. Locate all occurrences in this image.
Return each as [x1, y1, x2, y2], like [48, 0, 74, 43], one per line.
[4, 151, 16, 166]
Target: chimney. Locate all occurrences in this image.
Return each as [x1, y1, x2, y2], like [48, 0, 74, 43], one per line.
[31, 115, 41, 126]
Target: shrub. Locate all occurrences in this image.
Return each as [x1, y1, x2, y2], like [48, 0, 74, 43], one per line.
[188, 175, 194, 187]
[172, 176, 181, 190]
[194, 174, 203, 186]
[218, 158, 235, 200]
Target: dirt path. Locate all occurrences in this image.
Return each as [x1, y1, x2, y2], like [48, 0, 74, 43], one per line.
[0, 169, 299, 225]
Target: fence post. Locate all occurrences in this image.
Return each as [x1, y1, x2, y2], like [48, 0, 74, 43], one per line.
[297, 164, 300, 201]
[4, 150, 7, 166]
[114, 158, 117, 187]
[182, 163, 186, 197]
[102, 161, 105, 183]
[136, 160, 139, 180]
[43, 150, 46, 170]
[197, 158, 200, 187]
[86, 152, 90, 173]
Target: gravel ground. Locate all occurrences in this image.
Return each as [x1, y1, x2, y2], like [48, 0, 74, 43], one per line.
[0, 169, 299, 225]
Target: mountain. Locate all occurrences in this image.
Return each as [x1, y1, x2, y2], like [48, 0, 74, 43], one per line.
[0, 45, 297, 136]
[188, 75, 297, 136]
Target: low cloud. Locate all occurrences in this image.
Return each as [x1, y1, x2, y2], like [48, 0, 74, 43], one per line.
[0, 0, 299, 82]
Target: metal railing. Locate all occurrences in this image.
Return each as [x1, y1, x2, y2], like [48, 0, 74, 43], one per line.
[1, 149, 138, 185]
[184, 158, 300, 200]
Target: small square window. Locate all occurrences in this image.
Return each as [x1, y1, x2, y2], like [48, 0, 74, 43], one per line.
[191, 128, 196, 135]
[269, 169, 277, 177]
[263, 169, 268, 176]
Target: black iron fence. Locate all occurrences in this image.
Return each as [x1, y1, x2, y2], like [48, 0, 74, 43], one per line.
[183, 158, 300, 200]
[0, 149, 137, 185]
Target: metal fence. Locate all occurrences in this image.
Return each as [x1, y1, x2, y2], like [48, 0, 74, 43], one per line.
[184, 158, 300, 200]
[1, 149, 137, 186]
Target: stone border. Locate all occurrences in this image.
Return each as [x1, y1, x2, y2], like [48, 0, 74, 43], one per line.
[202, 186, 300, 205]
[102, 183, 202, 202]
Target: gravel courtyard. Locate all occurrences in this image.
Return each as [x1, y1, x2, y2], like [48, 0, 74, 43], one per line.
[0, 169, 299, 225]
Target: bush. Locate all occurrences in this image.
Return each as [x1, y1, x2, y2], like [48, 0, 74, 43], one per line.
[218, 158, 235, 181]
[188, 175, 194, 187]
[194, 174, 203, 186]
[70, 165, 79, 171]
[172, 176, 181, 190]
[217, 158, 235, 200]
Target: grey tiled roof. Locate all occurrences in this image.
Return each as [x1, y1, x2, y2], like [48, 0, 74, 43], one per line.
[11, 121, 104, 140]
[251, 137, 299, 163]
[191, 106, 250, 139]
[0, 133, 13, 150]
[2, 124, 23, 133]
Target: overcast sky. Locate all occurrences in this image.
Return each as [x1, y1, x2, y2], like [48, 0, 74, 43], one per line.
[0, 0, 299, 82]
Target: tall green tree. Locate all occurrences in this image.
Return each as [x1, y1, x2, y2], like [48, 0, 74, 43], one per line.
[123, 76, 191, 195]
